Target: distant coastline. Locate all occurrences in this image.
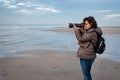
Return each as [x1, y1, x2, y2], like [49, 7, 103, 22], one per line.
[46, 27, 120, 35]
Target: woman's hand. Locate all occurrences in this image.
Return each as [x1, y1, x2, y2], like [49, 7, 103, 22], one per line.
[72, 24, 83, 31]
[72, 24, 78, 30]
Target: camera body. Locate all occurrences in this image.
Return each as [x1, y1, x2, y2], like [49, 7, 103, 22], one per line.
[69, 23, 84, 28]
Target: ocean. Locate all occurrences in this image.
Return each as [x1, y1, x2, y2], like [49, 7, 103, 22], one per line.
[0, 25, 120, 62]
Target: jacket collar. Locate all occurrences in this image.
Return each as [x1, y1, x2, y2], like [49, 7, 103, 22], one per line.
[86, 28, 96, 32]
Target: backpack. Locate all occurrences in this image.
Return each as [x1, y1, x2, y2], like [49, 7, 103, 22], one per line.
[90, 31, 106, 54]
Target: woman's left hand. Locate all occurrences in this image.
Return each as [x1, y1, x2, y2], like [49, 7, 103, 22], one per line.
[72, 24, 78, 30]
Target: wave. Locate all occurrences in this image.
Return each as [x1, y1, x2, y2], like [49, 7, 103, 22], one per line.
[35, 40, 59, 45]
[0, 38, 26, 46]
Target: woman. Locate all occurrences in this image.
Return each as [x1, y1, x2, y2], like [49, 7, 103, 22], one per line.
[72, 16, 102, 80]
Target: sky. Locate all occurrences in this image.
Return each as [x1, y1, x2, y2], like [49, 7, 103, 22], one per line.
[0, 0, 120, 26]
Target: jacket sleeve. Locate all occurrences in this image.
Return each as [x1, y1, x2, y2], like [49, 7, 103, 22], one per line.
[74, 29, 97, 43]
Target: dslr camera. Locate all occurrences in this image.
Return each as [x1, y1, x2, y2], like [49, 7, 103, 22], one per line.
[69, 23, 84, 28]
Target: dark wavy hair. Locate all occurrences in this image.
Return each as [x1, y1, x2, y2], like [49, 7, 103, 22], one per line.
[83, 16, 97, 28]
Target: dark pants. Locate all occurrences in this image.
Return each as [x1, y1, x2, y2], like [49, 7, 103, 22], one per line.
[80, 58, 95, 80]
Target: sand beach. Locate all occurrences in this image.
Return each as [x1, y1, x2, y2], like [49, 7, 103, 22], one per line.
[0, 27, 120, 80]
[0, 49, 120, 80]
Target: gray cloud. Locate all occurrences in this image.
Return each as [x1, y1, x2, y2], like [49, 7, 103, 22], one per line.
[94, 10, 113, 13]
[103, 14, 120, 20]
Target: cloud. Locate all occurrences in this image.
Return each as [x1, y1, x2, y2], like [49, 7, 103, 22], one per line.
[17, 2, 26, 6]
[36, 7, 61, 13]
[0, 0, 61, 14]
[16, 9, 30, 14]
[16, 7, 61, 14]
[7, 4, 17, 8]
[0, 0, 17, 9]
[103, 14, 120, 20]
[16, 2, 37, 7]
[94, 10, 112, 13]
[0, 0, 11, 4]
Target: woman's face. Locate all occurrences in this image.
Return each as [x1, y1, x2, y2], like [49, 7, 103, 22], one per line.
[84, 20, 92, 30]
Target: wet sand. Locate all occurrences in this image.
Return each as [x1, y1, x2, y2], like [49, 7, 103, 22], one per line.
[0, 49, 120, 80]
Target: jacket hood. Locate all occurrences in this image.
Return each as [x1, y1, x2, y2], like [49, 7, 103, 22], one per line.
[95, 27, 103, 36]
[87, 27, 103, 36]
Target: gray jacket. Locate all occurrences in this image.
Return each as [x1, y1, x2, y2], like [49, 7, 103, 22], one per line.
[74, 27, 103, 59]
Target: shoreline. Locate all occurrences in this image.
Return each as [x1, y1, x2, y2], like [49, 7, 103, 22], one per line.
[0, 49, 120, 80]
[46, 27, 120, 34]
